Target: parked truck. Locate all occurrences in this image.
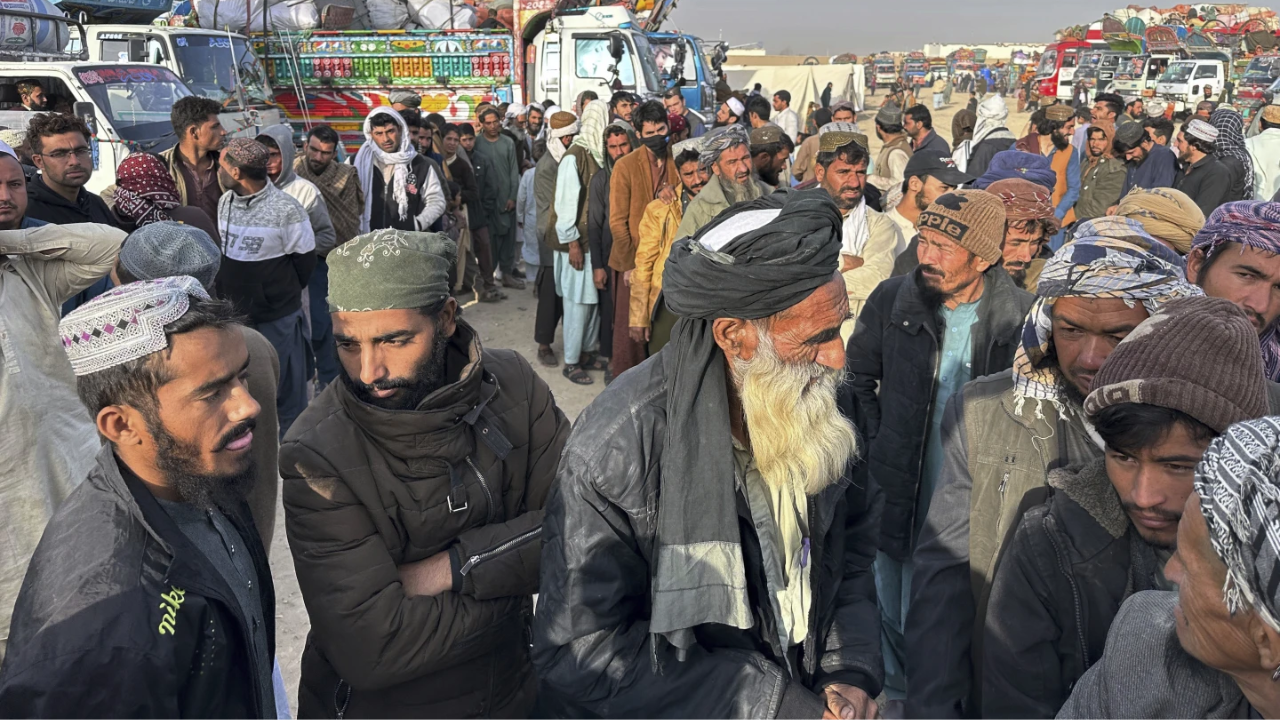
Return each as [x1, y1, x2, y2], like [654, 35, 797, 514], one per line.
[902, 51, 927, 88]
[647, 30, 717, 115]
[873, 53, 897, 87]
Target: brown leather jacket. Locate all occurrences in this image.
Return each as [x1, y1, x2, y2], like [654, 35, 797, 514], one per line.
[280, 322, 569, 717]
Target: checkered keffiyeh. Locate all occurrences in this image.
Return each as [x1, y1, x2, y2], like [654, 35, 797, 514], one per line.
[1196, 416, 1280, 632]
[59, 276, 209, 377]
[1012, 216, 1201, 408]
[1192, 201, 1280, 382]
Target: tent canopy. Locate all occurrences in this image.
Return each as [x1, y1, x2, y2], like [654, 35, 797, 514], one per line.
[723, 64, 866, 113]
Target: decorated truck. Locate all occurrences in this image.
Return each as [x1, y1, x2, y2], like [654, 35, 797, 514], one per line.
[902, 51, 927, 87]
[873, 53, 897, 86]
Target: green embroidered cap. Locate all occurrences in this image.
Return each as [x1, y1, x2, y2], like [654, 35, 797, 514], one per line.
[327, 229, 457, 313]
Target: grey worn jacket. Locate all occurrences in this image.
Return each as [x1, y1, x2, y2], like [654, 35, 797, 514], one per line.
[1057, 590, 1248, 719]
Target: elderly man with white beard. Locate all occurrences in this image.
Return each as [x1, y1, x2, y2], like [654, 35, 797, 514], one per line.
[533, 190, 884, 719]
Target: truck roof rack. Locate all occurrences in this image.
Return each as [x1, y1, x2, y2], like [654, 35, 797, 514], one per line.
[0, 10, 89, 63]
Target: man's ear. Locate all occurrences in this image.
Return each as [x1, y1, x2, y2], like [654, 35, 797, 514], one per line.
[96, 404, 149, 447]
[712, 317, 759, 363]
[438, 297, 459, 338]
[1186, 248, 1207, 285]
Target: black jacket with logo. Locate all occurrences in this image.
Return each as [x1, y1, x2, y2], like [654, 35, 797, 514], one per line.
[0, 446, 275, 718]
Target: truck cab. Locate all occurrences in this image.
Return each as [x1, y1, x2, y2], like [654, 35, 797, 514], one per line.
[903, 58, 928, 87]
[648, 30, 715, 114]
[524, 6, 663, 109]
[1157, 58, 1224, 114]
[1036, 40, 1092, 102]
[80, 25, 281, 134]
[1236, 55, 1280, 116]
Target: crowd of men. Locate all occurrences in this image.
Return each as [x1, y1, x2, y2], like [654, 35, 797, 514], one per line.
[3, 70, 1280, 720]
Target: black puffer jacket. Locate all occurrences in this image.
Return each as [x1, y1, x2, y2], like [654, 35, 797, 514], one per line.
[846, 266, 1034, 561]
[0, 445, 275, 718]
[982, 458, 1169, 719]
[532, 352, 884, 718]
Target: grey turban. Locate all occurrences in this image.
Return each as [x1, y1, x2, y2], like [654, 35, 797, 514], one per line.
[698, 124, 750, 170]
[1195, 416, 1280, 631]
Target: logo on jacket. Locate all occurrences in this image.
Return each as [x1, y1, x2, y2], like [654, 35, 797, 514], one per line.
[158, 586, 187, 636]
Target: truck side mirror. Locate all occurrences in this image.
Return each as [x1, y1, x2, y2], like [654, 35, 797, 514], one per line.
[608, 34, 624, 62]
[74, 101, 96, 134]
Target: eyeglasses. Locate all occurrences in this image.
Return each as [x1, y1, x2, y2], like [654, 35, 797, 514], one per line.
[40, 147, 92, 161]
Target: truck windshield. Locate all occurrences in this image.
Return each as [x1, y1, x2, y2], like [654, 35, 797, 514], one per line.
[74, 65, 190, 146]
[1245, 56, 1280, 81]
[1036, 50, 1057, 77]
[172, 34, 271, 110]
[629, 33, 663, 94]
[1160, 61, 1196, 83]
[905, 63, 926, 72]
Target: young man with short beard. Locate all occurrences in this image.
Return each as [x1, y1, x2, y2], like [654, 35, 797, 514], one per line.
[982, 296, 1266, 719]
[846, 190, 1032, 710]
[748, 124, 787, 189]
[904, 218, 1199, 718]
[886, 151, 974, 277]
[280, 230, 569, 717]
[1115, 120, 1178, 197]
[1016, 104, 1080, 248]
[535, 191, 883, 720]
[0, 277, 274, 717]
[587, 124, 636, 377]
[986, 177, 1060, 292]
[24, 112, 117, 227]
[1174, 119, 1233, 216]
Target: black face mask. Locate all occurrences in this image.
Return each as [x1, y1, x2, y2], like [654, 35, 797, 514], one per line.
[641, 134, 669, 155]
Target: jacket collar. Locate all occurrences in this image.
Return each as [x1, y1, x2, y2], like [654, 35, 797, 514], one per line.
[888, 265, 1025, 341]
[228, 181, 274, 208]
[29, 175, 84, 210]
[336, 321, 492, 466]
[1048, 457, 1130, 541]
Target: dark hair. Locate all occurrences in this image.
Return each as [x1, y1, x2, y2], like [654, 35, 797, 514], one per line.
[458, 123, 476, 137]
[1263, 118, 1280, 132]
[1094, 92, 1123, 118]
[1076, 105, 1093, 122]
[610, 90, 633, 109]
[1033, 116, 1066, 136]
[446, 179, 461, 198]
[307, 124, 340, 146]
[1009, 217, 1057, 241]
[751, 141, 782, 158]
[905, 104, 932, 130]
[527, 104, 543, 118]
[812, 108, 833, 128]
[604, 124, 631, 144]
[675, 148, 701, 166]
[1180, 125, 1215, 155]
[579, 90, 599, 104]
[26, 112, 91, 154]
[753, 83, 762, 91]
[477, 107, 500, 123]
[1093, 402, 1216, 457]
[817, 138, 869, 169]
[1197, 100, 1217, 114]
[663, 87, 683, 100]
[76, 296, 243, 420]
[747, 95, 771, 122]
[774, 89, 791, 104]
[876, 117, 905, 134]
[425, 112, 446, 131]
[779, 133, 795, 154]
[370, 112, 401, 130]
[255, 134, 279, 151]
[399, 109, 423, 130]
[1143, 116, 1174, 144]
[1086, 125, 1108, 140]
[634, 100, 668, 129]
[442, 122, 460, 138]
[171, 96, 223, 138]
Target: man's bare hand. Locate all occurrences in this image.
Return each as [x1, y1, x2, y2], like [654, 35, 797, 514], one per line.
[593, 268, 607, 289]
[398, 550, 453, 597]
[840, 254, 866, 273]
[629, 326, 650, 344]
[822, 684, 877, 720]
[504, 199, 516, 212]
[569, 243, 585, 271]
[657, 184, 677, 205]
[623, 269, 633, 286]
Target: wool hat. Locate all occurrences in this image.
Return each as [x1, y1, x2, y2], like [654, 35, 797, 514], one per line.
[1263, 105, 1280, 124]
[1114, 120, 1147, 146]
[223, 138, 268, 170]
[1084, 296, 1266, 433]
[389, 90, 421, 108]
[916, 189, 1007, 265]
[327, 229, 457, 313]
[1186, 118, 1219, 143]
[1045, 103, 1074, 122]
[877, 101, 904, 126]
[119, 221, 221, 290]
[60, 276, 210, 377]
[750, 124, 784, 147]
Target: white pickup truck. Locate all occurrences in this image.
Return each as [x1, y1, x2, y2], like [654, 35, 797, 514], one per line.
[1156, 58, 1225, 115]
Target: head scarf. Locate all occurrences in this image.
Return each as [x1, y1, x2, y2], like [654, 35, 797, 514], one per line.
[973, 94, 1010, 144]
[1210, 107, 1253, 198]
[1195, 416, 1280, 633]
[1114, 186, 1205, 254]
[698, 125, 749, 170]
[601, 119, 637, 174]
[1012, 216, 1201, 412]
[651, 190, 843, 652]
[986, 178, 1059, 229]
[113, 152, 181, 227]
[1084, 120, 1117, 159]
[973, 149, 1057, 191]
[546, 110, 580, 164]
[327, 229, 457, 312]
[1192, 201, 1280, 382]
[354, 107, 418, 233]
[571, 100, 608, 167]
[667, 112, 688, 137]
[952, 108, 976, 144]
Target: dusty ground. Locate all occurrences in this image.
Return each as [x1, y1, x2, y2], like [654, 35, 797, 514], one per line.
[270, 91, 1031, 713]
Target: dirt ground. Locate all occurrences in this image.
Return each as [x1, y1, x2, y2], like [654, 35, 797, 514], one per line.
[270, 91, 1033, 713]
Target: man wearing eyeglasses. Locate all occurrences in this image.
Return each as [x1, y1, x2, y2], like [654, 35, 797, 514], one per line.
[24, 112, 118, 228]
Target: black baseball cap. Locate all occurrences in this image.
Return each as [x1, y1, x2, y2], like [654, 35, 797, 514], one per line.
[903, 150, 974, 187]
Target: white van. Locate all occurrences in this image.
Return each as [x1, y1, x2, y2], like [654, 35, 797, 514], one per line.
[1156, 58, 1224, 114]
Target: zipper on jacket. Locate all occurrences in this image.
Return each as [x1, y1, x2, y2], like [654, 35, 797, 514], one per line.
[465, 456, 496, 523]
[460, 526, 543, 575]
[334, 679, 352, 719]
[1044, 513, 1090, 670]
[908, 326, 943, 542]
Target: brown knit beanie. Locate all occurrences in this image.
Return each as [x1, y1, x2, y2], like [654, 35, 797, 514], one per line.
[916, 189, 1006, 265]
[1084, 296, 1267, 433]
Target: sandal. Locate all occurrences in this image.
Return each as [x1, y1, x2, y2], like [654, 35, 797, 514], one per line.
[562, 364, 594, 385]
[579, 353, 609, 371]
[537, 346, 558, 367]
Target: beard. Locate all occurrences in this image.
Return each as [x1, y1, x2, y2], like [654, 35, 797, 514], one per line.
[721, 174, 757, 204]
[1051, 130, 1071, 151]
[731, 329, 860, 495]
[146, 413, 256, 513]
[913, 265, 948, 308]
[914, 189, 930, 212]
[341, 327, 451, 411]
[759, 165, 781, 187]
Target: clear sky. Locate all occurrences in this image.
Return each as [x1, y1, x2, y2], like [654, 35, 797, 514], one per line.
[664, 0, 1126, 55]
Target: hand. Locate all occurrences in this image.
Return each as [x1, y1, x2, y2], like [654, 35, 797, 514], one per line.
[822, 684, 877, 720]
[593, 268, 607, 289]
[1105, 205, 1118, 216]
[504, 199, 516, 212]
[840, 254, 865, 273]
[398, 550, 453, 598]
[629, 326, 650, 344]
[623, 269, 633, 287]
[568, 243, 585, 271]
[657, 184, 677, 205]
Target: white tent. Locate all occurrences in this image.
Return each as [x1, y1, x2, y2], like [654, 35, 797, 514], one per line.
[723, 64, 865, 115]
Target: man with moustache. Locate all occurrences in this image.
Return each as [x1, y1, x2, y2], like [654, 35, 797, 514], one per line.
[982, 295, 1265, 719]
[1016, 104, 1080, 249]
[905, 216, 1200, 718]
[534, 191, 883, 719]
[749, 124, 789, 190]
[887, 151, 975, 278]
[1174, 119, 1233, 216]
[986, 177, 1060, 292]
[846, 190, 1032, 711]
[677, 125, 768, 238]
[280, 230, 569, 717]
[23, 113, 116, 227]
[1115, 121, 1179, 195]
[0, 277, 274, 717]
